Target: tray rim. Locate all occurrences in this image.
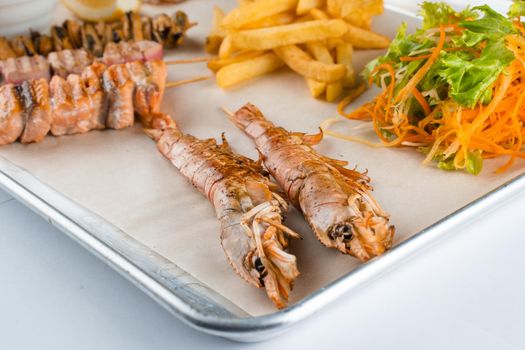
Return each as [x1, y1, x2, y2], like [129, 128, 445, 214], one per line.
[1, 2, 523, 342]
[3, 155, 525, 342]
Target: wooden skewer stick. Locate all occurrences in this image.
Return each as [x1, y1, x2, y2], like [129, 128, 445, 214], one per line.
[165, 56, 213, 65]
[165, 75, 212, 88]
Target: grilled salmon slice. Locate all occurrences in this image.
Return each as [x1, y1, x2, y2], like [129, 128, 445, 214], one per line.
[102, 64, 134, 129]
[19, 79, 52, 143]
[0, 84, 25, 145]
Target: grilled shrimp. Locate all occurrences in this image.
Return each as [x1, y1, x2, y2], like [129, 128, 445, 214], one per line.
[231, 103, 395, 262]
[146, 117, 300, 308]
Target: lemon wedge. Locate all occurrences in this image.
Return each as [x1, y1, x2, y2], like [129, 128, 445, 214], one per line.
[61, 0, 141, 22]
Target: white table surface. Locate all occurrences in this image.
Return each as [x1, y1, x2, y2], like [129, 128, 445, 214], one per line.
[2, 1, 525, 348]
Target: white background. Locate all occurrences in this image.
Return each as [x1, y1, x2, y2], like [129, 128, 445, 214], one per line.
[1, 0, 524, 349]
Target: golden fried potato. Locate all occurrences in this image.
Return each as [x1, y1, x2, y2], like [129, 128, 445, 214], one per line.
[231, 19, 347, 51]
[222, 0, 298, 29]
[241, 12, 296, 30]
[326, 0, 343, 18]
[296, 0, 325, 15]
[326, 82, 343, 102]
[343, 23, 390, 49]
[218, 35, 235, 58]
[306, 78, 327, 97]
[216, 52, 285, 88]
[274, 45, 346, 82]
[205, 6, 227, 54]
[306, 42, 342, 101]
[208, 51, 265, 72]
[336, 42, 355, 87]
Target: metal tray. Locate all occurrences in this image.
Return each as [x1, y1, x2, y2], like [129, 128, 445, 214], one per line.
[1, 1, 523, 342]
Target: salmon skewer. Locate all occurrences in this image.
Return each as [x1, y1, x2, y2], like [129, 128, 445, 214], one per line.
[146, 117, 301, 308]
[0, 60, 169, 145]
[230, 103, 395, 262]
[0, 40, 164, 86]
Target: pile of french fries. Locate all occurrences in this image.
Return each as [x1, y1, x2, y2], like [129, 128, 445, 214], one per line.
[206, 0, 390, 102]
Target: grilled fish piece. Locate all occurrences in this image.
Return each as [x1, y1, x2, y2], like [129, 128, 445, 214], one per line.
[49, 75, 77, 136]
[170, 11, 190, 47]
[67, 74, 98, 133]
[94, 21, 107, 42]
[152, 14, 172, 45]
[62, 20, 83, 49]
[51, 26, 74, 52]
[102, 40, 163, 65]
[123, 11, 143, 41]
[0, 84, 25, 145]
[81, 62, 107, 129]
[48, 49, 94, 78]
[102, 64, 134, 129]
[141, 17, 153, 41]
[0, 56, 50, 85]
[0, 37, 16, 60]
[125, 60, 167, 126]
[10, 36, 37, 56]
[30, 31, 53, 56]
[81, 23, 104, 57]
[19, 79, 52, 143]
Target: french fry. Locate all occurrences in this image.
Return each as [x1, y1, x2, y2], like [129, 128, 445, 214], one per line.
[309, 8, 329, 20]
[274, 45, 346, 82]
[326, 82, 343, 102]
[306, 42, 333, 64]
[326, 0, 343, 18]
[326, 38, 344, 50]
[306, 42, 341, 101]
[342, 0, 383, 18]
[306, 78, 327, 97]
[344, 12, 372, 30]
[206, 0, 385, 102]
[341, 0, 383, 28]
[218, 35, 235, 59]
[296, 0, 325, 15]
[241, 12, 296, 30]
[207, 51, 265, 72]
[222, 0, 298, 30]
[231, 19, 347, 51]
[216, 52, 285, 88]
[205, 6, 227, 54]
[336, 42, 355, 87]
[205, 36, 223, 54]
[343, 23, 390, 49]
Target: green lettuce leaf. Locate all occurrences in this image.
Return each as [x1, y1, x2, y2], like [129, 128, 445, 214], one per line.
[438, 40, 515, 107]
[419, 2, 478, 29]
[508, 0, 525, 17]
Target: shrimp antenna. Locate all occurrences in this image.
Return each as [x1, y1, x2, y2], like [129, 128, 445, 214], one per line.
[165, 56, 212, 65]
[165, 75, 212, 88]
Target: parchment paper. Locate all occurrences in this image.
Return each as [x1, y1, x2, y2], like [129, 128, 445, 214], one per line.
[0, 1, 523, 316]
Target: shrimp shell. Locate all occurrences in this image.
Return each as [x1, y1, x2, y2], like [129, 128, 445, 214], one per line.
[231, 103, 395, 262]
[146, 118, 300, 308]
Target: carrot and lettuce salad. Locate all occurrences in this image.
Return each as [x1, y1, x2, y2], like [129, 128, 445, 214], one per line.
[332, 1, 525, 175]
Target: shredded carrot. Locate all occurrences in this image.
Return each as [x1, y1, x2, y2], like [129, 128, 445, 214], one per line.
[412, 88, 432, 116]
[327, 24, 525, 174]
